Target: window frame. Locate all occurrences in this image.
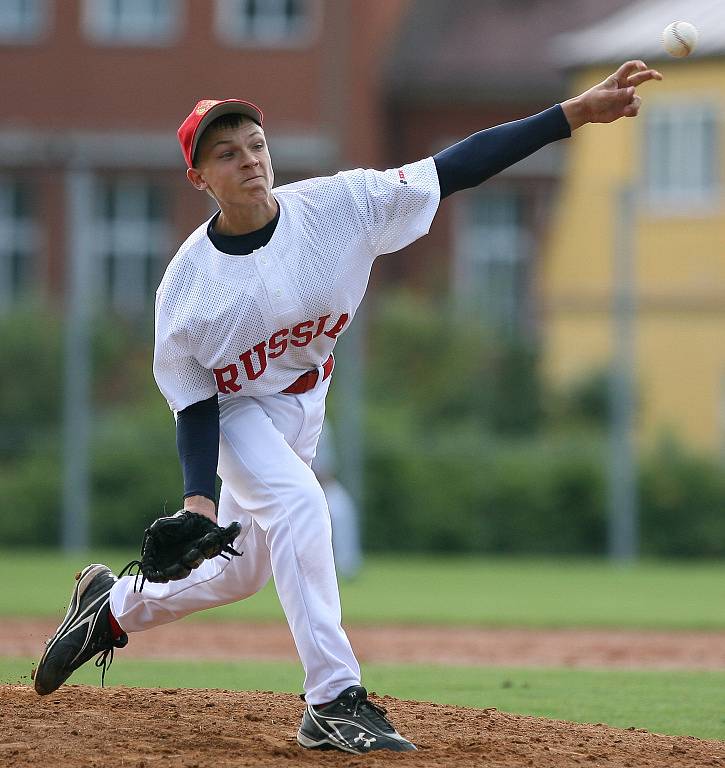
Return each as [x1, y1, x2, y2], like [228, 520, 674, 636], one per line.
[0, 0, 50, 45]
[642, 101, 720, 214]
[81, 0, 183, 46]
[93, 175, 171, 316]
[214, 0, 321, 49]
[0, 175, 42, 308]
[453, 186, 532, 337]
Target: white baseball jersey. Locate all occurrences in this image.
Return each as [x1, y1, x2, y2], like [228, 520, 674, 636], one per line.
[153, 157, 440, 412]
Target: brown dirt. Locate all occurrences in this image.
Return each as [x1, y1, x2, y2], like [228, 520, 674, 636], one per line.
[3, 684, 725, 768]
[4, 620, 725, 766]
[4, 618, 725, 669]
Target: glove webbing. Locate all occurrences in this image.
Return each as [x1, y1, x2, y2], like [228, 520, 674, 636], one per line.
[118, 531, 242, 593]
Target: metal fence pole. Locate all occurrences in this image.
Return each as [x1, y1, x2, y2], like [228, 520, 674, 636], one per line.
[608, 184, 638, 561]
[321, 0, 364, 509]
[61, 167, 93, 552]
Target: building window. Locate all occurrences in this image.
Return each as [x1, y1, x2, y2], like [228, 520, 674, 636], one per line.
[0, 0, 48, 43]
[215, 0, 318, 46]
[644, 105, 718, 206]
[454, 190, 530, 335]
[82, 0, 181, 45]
[0, 177, 39, 307]
[94, 178, 170, 315]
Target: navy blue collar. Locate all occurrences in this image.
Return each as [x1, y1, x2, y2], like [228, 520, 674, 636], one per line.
[207, 205, 280, 255]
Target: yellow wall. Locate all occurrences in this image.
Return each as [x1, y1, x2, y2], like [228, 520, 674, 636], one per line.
[544, 60, 725, 451]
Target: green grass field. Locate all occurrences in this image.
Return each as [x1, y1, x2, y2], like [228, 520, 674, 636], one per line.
[3, 550, 725, 628]
[4, 551, 725, 740]
[3, 658, 724, 740]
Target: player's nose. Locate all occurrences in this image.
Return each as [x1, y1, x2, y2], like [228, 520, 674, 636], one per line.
[239, 152, 260, 168]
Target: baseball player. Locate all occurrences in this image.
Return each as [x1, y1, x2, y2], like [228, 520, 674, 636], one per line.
[34, 60, 661, 754]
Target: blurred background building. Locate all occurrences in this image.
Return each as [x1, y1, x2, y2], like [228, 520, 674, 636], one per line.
[545, 0, 725, 453]
[0, 0, 408, 316]
[1, 0, 723, 558]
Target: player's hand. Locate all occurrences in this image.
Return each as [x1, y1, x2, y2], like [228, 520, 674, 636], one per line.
[183, 494, 217, 522]
[562, 60, 663, 131]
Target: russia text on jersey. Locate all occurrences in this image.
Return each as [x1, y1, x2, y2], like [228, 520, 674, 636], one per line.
[213, 312, 349, 393]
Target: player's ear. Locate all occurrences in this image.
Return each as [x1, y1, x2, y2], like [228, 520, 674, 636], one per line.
[187, 167, 208, 191]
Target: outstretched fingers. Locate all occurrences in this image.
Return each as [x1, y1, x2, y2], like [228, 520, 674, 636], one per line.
[611, 60, 663, 89]
[607, 60, 661, 120]
[627, 68, 663, 87]
[613, 60, 647, 85]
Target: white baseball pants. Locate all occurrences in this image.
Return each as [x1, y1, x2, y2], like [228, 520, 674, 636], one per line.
[108, 375, 362, 705]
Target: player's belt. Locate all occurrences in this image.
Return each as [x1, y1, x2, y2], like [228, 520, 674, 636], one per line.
[281, 354, 335, 395]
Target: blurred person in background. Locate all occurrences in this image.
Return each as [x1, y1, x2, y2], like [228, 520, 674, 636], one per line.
[313, 422, 362, 580]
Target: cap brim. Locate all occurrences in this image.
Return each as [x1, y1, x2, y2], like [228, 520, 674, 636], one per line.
[192, 101, 263, 165]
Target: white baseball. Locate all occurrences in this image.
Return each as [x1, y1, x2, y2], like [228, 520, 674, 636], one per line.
[662, 21, 698, 58]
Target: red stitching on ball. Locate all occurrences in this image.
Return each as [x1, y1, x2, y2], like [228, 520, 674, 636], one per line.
[671, 23, 691, 54]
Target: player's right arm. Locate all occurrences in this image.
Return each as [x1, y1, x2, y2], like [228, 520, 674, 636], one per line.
[433, 105, 570, 198]
[432, 59, 661, 199]
[337, 60, 662, 260]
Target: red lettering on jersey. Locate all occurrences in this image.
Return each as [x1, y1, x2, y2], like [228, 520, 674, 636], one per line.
[219, 314, 348, 387]
[268, 328, 289, 359]
[323, 313, 349, 339]
[239, 341, 268, 380]
[291, 319, 315, 347]
[313, 314, 331, 339]
[213, 364, 241, 394]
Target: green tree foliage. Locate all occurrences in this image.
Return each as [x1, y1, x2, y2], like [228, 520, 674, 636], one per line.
[364, 291, 542, 436]
[0, 308, 63, 457]
[357, 292, 725, 556]
[1, 303, 724, 556]
[0, 308, 148, 457]
[639, 436, 725, 557]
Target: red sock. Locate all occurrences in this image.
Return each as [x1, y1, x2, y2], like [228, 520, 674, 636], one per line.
[108, 611, 125, 640]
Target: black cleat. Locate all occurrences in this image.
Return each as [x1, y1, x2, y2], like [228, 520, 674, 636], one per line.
[297, 685, 417, 754]
[33, 564, 128, 695]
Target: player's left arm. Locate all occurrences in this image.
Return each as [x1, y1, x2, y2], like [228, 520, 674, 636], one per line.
[176, 394, 219, 522]
[434, 59, 662, 199]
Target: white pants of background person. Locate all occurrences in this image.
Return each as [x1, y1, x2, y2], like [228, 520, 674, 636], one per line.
[324, 479, 362, 580]
[108, 375, 361, 705]
[313, 422, 362, 580]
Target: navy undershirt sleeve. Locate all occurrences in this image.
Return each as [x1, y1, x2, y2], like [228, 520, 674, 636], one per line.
[433, 104, 572, 199]
[176, 394, 220, 506]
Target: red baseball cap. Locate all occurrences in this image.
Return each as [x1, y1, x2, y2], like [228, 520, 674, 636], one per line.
[177, 98, 264, 168]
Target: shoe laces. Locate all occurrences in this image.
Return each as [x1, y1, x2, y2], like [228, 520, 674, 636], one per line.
[94, 647, 115, 687]
[353, 696, 392, 729]
[92, 610, 128, 688]
[118, 559, 146, 593]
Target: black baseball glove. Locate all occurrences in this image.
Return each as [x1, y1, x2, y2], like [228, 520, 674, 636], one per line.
[121, 511, 242, 591]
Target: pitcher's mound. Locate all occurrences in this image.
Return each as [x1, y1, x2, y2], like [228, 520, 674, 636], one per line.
[3, 684, 723, 767]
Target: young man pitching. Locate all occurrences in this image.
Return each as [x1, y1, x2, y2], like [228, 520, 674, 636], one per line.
[34, 60, 661, 754]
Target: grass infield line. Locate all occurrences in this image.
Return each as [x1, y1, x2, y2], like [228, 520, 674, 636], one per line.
[3, 657, 724, 741]
[3, 550, 725, 629]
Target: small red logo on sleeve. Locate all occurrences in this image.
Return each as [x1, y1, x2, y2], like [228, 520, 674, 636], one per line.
[397, 169, 408, 185]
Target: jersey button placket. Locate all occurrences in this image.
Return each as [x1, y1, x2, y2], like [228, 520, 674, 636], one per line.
[257, 250, 290, 313]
